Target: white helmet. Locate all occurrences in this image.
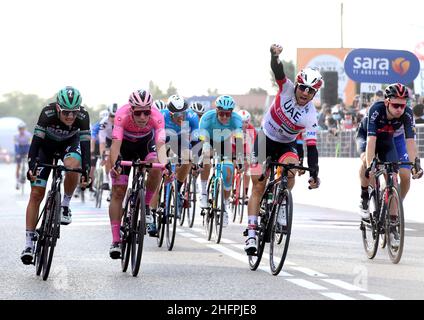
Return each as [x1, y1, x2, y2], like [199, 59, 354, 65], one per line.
[167, 95, 188, 113]
[295, 67, 324, 91]
[189, 102, 205, 114]
[154, 100, 167, 110]
[238, 109, 251, 123]
[99, 109, 109, 119]
[108, 103, 118, 116]
[18, 122, 26, 129]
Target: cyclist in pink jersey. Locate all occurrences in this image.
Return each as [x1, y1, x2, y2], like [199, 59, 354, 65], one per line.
[107, 89, 168, 259]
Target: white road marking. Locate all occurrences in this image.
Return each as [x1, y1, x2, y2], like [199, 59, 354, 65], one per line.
[322, 279, 367, 291]
[289, 266, 328, 278]
[361, 293, 393, 300]
[320, 292, 357, 300]
[286, 279, 328, 290]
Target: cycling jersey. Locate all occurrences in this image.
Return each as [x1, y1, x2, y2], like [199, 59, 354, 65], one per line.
[29, 103, 91, 170]
[199, 110, 243, 143]
[367, 101, 415, 139]
[231, 123, 257, 155]
[91, 121, 100, 142]
[14, 131, 32, 155]
[112, 104, 165, 144]
[161, 108, 200, 145]
[99, 116, 113, 147]
[262, 78, 318, 146]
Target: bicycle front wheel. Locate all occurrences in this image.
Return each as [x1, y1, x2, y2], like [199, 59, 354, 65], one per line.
[131, 187, 146, 276]
[248, 193, 268, 271]
[166, 181, 178, 251]
[95, 169, 104, 208]
[187, 174, 197, 228]
[156, 179, 166, 248]
[386, 186, 404, 264]
[204, 178, 214, 241]
[361, 187, 379, 259]
[121, 188, 132, 273]
[42, 191, 62, 281]
[213, 178, 224, 244]
[269, 188, 293, 275]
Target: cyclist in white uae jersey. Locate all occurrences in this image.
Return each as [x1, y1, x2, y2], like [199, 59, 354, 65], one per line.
[244, 44, 321, 255]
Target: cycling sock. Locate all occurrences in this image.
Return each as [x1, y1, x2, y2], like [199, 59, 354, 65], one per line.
[201, 180, 207, 195]
[111, 220, 121, 243]
[61, 194, 73, 207]
[247, 216, 258, 238]
[145, 190, 154, 206]
[25, 230, 35, 249]
[177, 180, 184, 193]
[361, 186, 368, 200]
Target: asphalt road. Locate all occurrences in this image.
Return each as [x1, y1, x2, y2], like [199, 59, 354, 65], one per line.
[1, 163, 423, 300]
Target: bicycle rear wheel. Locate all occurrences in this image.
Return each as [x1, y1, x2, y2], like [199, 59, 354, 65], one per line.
[166, 181, 178, 251]
[248, 193, 268, 271]
[213, 178, 224, 244]
[360, 187, 379, 259]
[131, 187, 146, 276]
[386, 186, 404, 264]
[121, 188, 132, 272]
[42, 191, 61, 281]
[269, 188, 293, 275]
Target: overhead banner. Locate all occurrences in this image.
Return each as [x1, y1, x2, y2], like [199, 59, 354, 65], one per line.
[297, 48, 355, 105]
[344, 48, 420, 84]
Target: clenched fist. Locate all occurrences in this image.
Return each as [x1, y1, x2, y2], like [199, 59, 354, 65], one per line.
[270, 44, 283, 56]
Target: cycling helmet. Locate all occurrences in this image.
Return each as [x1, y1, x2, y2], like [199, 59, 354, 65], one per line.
[108, 103, 118, 116]
[18, 122, 26, 129]
[238, 109, 251, 122]
[384, 83, 409, 99]
[190, 102, 205, 114]
[99, 110, 109, 119]
[56, 86, 82, 110]
[154, 99, 167, 110]
[129, 89, 153, 109]
[295, 68, 323, 91]
[167, 95, 188, 113]
[215, 95, 235, 110]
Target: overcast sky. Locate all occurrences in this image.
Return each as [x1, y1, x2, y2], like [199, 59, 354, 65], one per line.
[0, 0, 423, 107]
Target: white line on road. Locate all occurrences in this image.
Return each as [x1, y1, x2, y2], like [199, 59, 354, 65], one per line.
[178, 232, 199, 238]
[192, 238, 210, 244]
[320, 292, 357, 300]
[257, 266, 293, 277]
[286, 279, 328, 290]
[289, 266, 328, 278]
[360, 293, 393, 300]
[321, 279, 366, 291]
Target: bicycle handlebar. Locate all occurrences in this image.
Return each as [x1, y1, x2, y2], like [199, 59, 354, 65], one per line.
[258, 157, 313, 182]
[118, 160, 167, 170]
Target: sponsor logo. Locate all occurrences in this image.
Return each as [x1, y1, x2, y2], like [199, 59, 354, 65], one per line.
[392, 57, 410, 75]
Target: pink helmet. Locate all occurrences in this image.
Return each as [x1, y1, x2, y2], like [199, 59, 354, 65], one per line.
[129, 89, 153, 109]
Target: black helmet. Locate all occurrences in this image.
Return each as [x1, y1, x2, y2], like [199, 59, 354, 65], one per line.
[384, 83, 409, 99]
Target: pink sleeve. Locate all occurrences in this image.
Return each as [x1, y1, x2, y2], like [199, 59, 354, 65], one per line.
[111, 105, 127, 141]
[151, 108, 166, 144]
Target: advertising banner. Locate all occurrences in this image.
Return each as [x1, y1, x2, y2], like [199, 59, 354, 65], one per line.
[344, 48, 420, 84]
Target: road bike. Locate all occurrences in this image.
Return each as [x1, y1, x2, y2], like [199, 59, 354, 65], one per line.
[360, 159, 413, 264]
[247, 157, 312, 275]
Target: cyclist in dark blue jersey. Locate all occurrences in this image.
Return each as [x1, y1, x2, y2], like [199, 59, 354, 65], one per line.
[357, 83, 422, 220]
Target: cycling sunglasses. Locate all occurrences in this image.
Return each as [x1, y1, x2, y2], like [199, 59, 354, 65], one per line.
[133, 109, 151, 117]
[59, 107, 80, 117]
[217, 110, 232, 118]
[298, 84, 317, 94]
[171, 111, 186, 119]
[390, 102, 406, 110]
